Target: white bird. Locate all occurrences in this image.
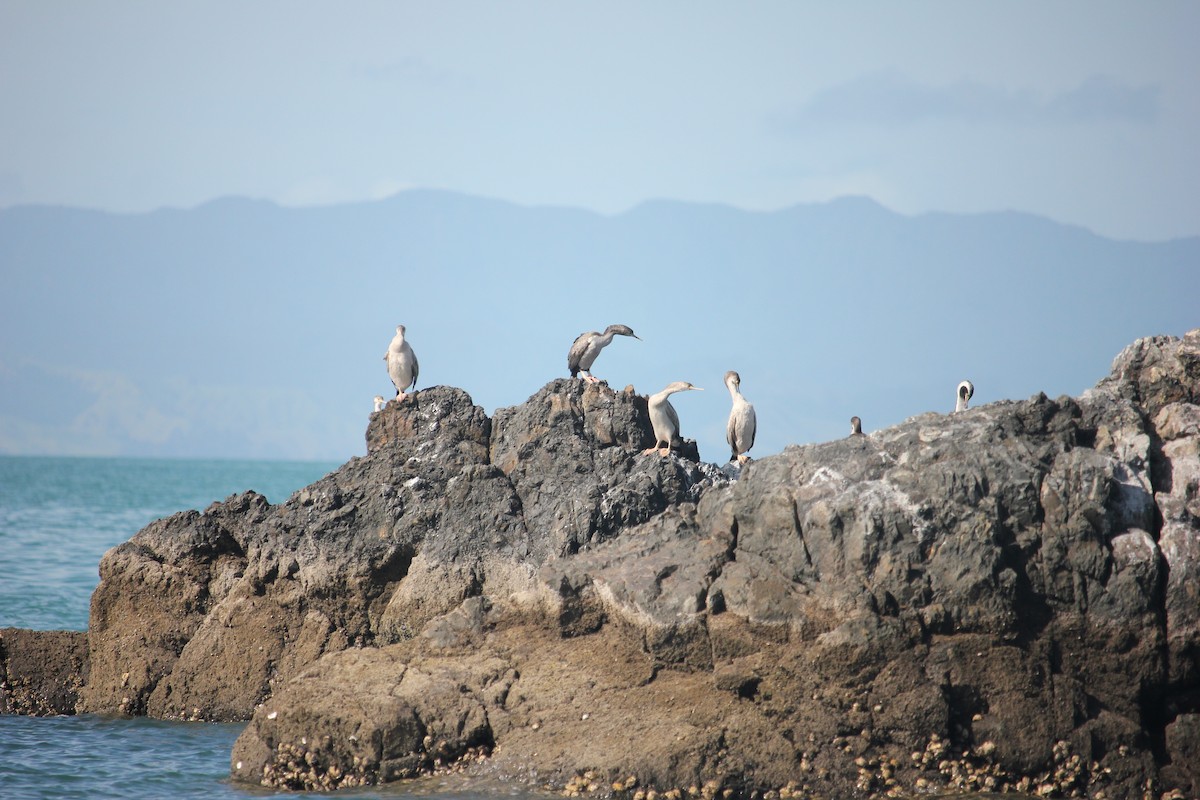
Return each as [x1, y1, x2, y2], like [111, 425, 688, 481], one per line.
[643, 381, 702, 456]
[373, 395, 386, 413]
[724, 371, 757, 464]
[955, 380, 974, 413]
[849, 416, 864, 436]
[568, 324, 640, 383]
[384, 324, 419, 402]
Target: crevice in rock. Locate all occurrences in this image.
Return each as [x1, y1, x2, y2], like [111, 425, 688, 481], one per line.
[791, 501, 813, 568]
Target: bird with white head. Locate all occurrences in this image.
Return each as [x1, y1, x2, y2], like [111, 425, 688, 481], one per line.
[724, 371, 756, 464]
[643, 381, 703, 457]
[384, 324, 420, 402]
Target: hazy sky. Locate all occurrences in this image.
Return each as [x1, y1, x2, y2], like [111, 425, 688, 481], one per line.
[2, 2, 1197, 241]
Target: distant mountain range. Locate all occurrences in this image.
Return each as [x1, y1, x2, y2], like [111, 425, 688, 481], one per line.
[1, 190, 1196, 461]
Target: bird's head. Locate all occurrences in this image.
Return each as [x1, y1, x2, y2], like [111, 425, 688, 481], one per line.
[958, 380, 974, 401]
[607, 324, 640, 340]
[724, 370, 741, 389]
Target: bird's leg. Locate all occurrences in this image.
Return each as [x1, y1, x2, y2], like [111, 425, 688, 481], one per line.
[643, 440, 665, 455]
[737, 454, 752, 465]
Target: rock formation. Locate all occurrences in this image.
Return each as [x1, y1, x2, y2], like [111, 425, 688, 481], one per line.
[12, 333, 1200, 798]
[0, 628, 87, 715]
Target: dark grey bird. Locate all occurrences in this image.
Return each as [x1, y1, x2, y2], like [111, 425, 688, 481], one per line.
[567, 324, 640, 383]
[955, 380, 974, 413]
[384, 324, 419, 401]
[643, 381, 702, 456]
[850, 416, 863, 435]
[724, 371, 757, 464]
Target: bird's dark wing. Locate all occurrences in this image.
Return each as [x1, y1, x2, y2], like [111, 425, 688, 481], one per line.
[745, 404, 757, 451]
[567, 331, 596, 376]
[665, 401, 681, 439]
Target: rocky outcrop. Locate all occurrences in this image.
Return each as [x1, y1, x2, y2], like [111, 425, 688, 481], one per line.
[79, 380, 715, 721]
[0, 628, 87, 715]
[36, 333, 1200, 797]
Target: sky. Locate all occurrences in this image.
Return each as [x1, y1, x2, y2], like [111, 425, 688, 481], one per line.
[1, 2, 1198, 242]
[1, 2, 1198, 466]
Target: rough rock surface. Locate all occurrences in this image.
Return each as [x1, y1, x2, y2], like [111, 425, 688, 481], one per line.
[16, 333, 1200, 798]
[0, 628, 88, 715]
[78, 380, 717, 722]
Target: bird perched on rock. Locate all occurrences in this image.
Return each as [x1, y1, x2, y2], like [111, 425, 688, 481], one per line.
[568, 324, 640, 383]
[373, 395, 385, 413]
[384, 324, 419, 402]
[643, 381, 702, 457]
[724, 371, 757, 464]
[850, 416, 863, 435]
[955, 380, 974, 413]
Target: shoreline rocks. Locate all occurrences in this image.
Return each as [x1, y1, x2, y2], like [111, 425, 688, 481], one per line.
[0, 628, 88, 716]
[7, 331, 1200, 799]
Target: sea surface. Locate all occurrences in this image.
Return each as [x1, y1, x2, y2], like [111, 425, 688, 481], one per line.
[0, 456, 551, 799]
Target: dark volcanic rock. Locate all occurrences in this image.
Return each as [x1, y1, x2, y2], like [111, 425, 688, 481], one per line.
[0, 628, 88, 715]
[23, 333, 1200, 799]
[82, 386, 535, 719]
[491, 379, 717, 556]
[79, 381, 707, 721]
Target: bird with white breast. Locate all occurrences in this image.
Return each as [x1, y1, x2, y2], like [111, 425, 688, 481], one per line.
[724, 370, 756, 464]
[384, 324, 419, 402]
[643, 381, 703, 457]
